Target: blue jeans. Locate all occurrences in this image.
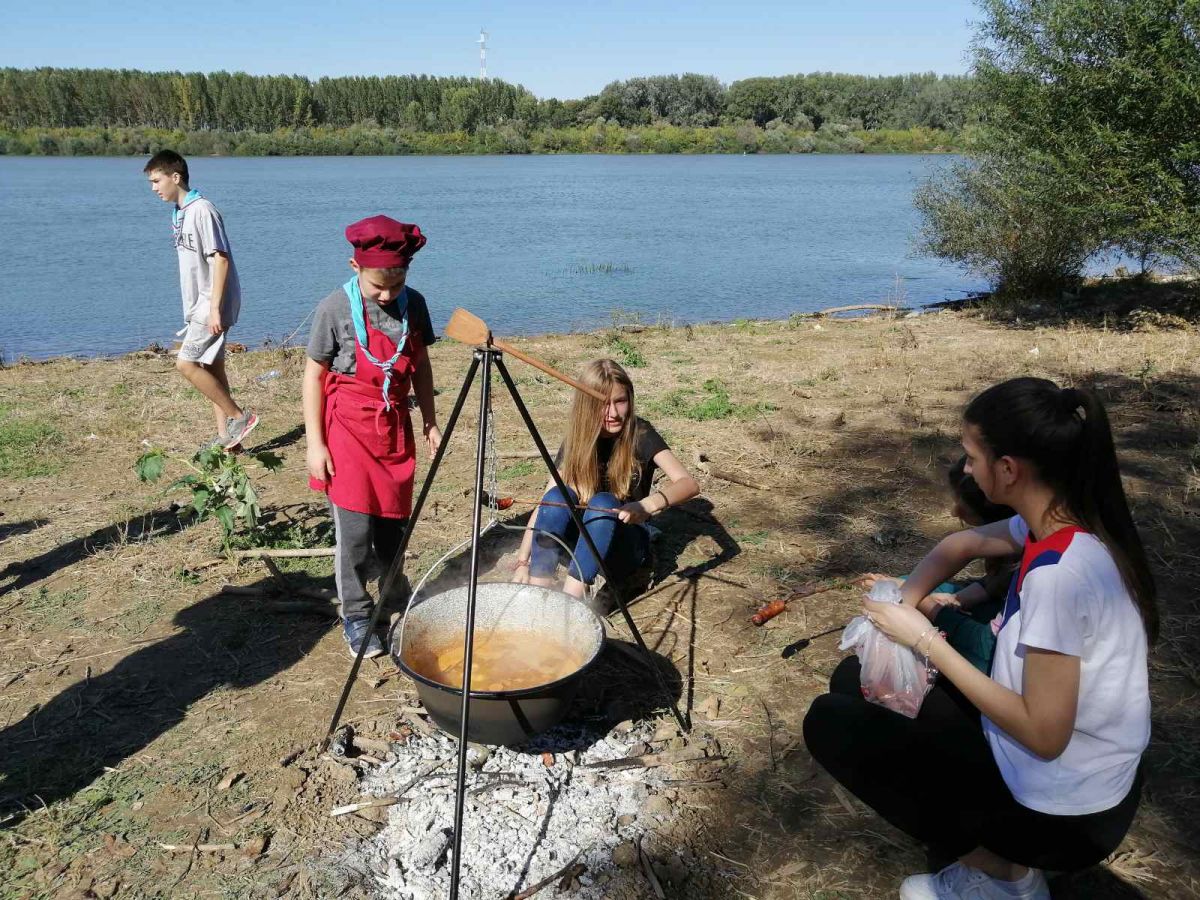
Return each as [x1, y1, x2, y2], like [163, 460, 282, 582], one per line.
[528, 488, 649, 585]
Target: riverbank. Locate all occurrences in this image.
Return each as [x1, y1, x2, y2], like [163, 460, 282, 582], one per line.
[0, 123, 961, 158]
[1, 306, 1198, 897]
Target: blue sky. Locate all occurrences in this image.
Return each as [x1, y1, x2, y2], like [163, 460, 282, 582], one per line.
[3, 1, 980, 99]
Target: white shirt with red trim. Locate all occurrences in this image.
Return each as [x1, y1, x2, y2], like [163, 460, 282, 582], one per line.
[983, 516, 1150, 815]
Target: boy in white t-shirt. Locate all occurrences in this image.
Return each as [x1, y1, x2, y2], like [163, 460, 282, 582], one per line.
[145, 150, 258, 450]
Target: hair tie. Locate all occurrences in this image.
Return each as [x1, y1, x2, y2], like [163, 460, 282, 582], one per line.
[1060, 388, 1086, 420]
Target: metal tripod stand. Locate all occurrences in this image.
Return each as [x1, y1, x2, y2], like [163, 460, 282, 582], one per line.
[324, 346, 688, 899]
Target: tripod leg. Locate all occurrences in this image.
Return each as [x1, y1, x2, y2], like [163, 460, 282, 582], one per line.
[449, 349, 492, 900]
[322, 354, 481, 746]
[493, 357, 689, 732]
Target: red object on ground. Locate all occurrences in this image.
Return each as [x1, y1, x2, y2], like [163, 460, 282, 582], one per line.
[751, 599, 788, 626]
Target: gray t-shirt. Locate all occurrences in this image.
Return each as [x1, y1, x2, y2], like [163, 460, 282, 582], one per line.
[175, 196, 241, 327]
[307, 285, 436, 376]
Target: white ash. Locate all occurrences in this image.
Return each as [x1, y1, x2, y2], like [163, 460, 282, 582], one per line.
[338, 720, 709, 899]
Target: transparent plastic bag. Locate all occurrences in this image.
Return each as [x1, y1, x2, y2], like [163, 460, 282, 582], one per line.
[838, 581, 934, 718]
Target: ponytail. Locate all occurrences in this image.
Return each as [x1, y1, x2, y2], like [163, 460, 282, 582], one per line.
[965, 378, 1159, 643]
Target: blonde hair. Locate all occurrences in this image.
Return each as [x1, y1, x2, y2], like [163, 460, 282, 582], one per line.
[561, 359, 637, 503]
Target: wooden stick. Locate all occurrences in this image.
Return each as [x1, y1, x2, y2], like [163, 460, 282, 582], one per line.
[233, 547, 335, 559]
[509, 849, 587, 900]
[444, 307, 606, 400]
[706, 467, 769, 491]
[490, 336, 606, 400]
[330, 760, 443, 817]
[581, 748, 717, 771]
[158, 842, 236, 853]
[505, 496, 622, 515]
[792, 303, 898, 318]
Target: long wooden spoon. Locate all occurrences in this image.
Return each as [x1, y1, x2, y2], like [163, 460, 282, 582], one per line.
[444, 308, 606, 400]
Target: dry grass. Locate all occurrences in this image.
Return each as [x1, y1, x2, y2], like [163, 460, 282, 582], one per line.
[1, 304, 1198, 898]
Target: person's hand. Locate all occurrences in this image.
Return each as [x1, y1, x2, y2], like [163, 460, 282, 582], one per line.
[511, 560, 532, 584]
[856, 573, 900, 590]
[917, 592, 956, 621]
[863, 598, 934, 649]
[207, 309, 227, 336]
[617, 502, 649, 525]
[307, 443, 335, 483]
[424, 425, 442, 458]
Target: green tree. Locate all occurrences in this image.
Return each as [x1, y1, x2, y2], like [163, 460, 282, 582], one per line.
[918, 0, 1200, 295]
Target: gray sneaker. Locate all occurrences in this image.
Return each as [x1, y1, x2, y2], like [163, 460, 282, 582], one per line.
[224, 410, 259, 449]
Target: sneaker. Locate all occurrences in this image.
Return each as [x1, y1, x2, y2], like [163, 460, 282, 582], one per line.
[900, 862, 1050, 900]
[224, 410, 259, 449]
[342, 617, 384, 660]
[199, 433, 228, 454]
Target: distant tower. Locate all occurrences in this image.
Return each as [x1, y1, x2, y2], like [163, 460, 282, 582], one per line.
[477, 28, 488, 80]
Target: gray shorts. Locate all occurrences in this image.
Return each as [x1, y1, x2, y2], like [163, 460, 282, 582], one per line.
[177, 320, 227, 365]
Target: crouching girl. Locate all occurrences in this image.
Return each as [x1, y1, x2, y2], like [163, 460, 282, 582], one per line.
[513, 359, 699, 607]
[803, 377, 1156, 899]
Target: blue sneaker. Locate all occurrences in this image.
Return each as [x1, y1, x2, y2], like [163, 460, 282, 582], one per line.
[342, 617, 384, 660]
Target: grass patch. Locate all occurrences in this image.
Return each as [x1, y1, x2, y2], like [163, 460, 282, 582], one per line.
[0, 404, 65, 478]
[568, 262, 633, 275]
[498, 460, 536, 479]
[605, 334, 647, 368]
[23, 586, 88, 630]
[738, 529, 770, 547]
[645, 379, 777, 422]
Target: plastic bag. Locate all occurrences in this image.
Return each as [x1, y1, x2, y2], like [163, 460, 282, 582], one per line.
[838, 581, 934, 718]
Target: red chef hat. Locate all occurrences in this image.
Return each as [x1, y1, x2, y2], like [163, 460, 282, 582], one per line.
[345, 215, 427, 268]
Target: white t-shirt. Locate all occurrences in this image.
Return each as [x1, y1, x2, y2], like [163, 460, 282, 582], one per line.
[983, 516, 1149, 815]
[174, 196, 241, 327]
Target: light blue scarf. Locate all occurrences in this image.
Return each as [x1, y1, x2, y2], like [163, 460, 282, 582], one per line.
[172, 189, 203, 235]
[345, 275, 409, 411]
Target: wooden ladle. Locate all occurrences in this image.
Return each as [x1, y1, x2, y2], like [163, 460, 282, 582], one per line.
[444, 308, 606, 400]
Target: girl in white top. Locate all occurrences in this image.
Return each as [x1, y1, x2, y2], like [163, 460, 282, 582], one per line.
[804, 376, 1156, 900]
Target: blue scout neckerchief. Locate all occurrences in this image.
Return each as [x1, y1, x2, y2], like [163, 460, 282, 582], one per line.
[344, 275, 410, 411]
[172, 189, 203, 238]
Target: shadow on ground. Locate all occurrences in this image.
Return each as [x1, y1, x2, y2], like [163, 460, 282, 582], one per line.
[0, 576, 332, 822]
[0, 507, 188, 599]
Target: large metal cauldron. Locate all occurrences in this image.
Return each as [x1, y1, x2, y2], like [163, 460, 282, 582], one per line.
[392, 583, 606, 746]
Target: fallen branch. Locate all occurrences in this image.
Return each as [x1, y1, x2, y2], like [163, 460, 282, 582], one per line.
[638, 838, 666, 899]
[158, 842, 236, 853]
[691, 450, 769, 491]
[330, 760, 442, 817]
[582, 748, 719, 771]
[509, 848, 587, 900]
[233, 547, 336, 559]
[796, 303, 898, 318]
[706, 466, 769, 491]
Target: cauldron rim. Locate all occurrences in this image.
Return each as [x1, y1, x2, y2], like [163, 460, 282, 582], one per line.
[393, 581, 607, 699]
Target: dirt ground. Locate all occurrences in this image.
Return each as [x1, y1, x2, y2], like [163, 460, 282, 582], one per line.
[2, 291, 1199, 899]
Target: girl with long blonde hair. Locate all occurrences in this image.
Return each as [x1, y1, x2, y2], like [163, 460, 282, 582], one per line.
[513, 359, 699, 604]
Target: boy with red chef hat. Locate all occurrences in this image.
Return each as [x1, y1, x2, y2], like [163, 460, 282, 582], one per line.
[303, 216, 442, 658]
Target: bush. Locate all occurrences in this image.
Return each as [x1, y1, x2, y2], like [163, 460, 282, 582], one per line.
[914, 158, 1095, 298]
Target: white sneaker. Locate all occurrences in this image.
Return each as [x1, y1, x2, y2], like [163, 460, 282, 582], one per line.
[900, 862, 1050, 900]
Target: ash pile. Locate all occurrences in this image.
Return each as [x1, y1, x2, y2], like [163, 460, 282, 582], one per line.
[337, 717, 724, 899]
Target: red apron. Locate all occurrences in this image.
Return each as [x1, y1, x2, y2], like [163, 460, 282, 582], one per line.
[308, 302, 424, 518]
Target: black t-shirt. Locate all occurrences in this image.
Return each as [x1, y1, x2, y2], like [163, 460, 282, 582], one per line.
[556, 417, 670, 501]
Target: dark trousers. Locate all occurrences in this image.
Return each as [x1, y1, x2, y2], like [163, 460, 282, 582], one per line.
[802, 657, 1141, 871]
[331, 502, 408, 621]
[529, 487, 649, 585]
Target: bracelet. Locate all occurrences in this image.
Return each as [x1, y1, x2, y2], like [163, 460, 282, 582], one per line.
[915, 626, 939, 658]
[654, 489, 670, 512]
[515, 557, 530, 567]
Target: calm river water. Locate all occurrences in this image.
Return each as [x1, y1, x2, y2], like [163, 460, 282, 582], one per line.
[0, 154, 983, 360]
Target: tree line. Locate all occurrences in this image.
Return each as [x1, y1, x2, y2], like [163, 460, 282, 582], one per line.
[0, 67, 974, 135]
